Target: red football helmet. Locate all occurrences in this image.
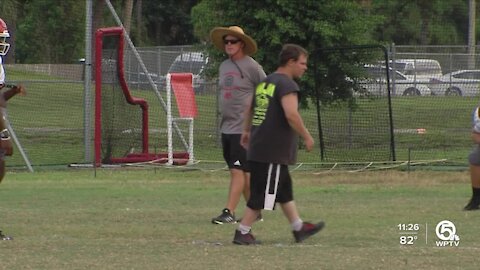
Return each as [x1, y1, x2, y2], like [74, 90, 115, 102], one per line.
[0, 18, 10, 56]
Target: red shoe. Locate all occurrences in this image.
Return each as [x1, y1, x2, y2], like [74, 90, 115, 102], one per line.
[293, 221, 325, 243]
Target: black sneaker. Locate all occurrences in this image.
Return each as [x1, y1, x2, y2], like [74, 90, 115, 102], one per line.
[0, 230, 13, 241]
[211, 208, 236, 224]
[293, 221, 325, 243]
[232, 230, 261, 245]
[463, 198, 480, 211]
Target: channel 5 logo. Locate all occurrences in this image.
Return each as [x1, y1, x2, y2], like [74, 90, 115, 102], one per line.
[435, 220, 460, 247]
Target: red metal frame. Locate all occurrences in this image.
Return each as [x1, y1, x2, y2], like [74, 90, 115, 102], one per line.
[94, 27, 149, 165]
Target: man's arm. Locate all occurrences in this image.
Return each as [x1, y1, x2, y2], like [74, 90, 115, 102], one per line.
[281, 92, 314, 151]
[0, 85, 25, 108]
[240, 101, 254, 150]
[3, 85, 25, 101]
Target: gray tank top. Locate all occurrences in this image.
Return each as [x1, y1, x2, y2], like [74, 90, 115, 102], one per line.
[219, 56, 266, 134]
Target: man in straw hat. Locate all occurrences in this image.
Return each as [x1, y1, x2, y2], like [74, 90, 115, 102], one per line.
[210, 26, 266, 224]
[234, 44, 324, 245]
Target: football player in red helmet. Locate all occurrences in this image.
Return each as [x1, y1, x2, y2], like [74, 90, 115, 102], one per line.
[0, 18, 10, 57]
[0, 18, 25, 241]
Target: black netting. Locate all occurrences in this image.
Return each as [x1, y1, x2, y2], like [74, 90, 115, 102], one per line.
[313, 46, 394, 162]
[100, 35, 144, 163]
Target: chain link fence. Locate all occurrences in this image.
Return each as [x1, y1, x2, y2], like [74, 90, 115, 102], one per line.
[4, 44, 480, 170]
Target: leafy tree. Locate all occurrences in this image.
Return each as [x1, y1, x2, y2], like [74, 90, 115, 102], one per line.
[371, 0, 469, 45]
[140, 0, 198, 46]
[15, 0, 84, 63]
[1, 0, 477, 68]
[0, 0, 22, 63]
[122, 0, 134, 34]
[191, 0, 383, 103]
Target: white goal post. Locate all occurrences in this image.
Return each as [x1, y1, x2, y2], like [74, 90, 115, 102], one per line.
[166, 73, 197, 165]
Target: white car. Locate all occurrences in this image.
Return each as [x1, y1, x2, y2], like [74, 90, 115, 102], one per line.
[357, 65, 431, 96]
[167, 52, 209, 93]
[148, 52, 209, 93]
[429, 70, 480, 96]
[390, 59, 443, 81]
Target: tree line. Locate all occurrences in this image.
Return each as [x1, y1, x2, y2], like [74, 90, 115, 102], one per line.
[0, 0, 475, 66]
[0, 0, 198, 64]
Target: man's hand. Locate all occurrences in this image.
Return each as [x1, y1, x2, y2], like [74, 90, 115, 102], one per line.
[240, 131, 250, 150]
[303, 133, 314, 152]
[1, 84, 26, 105]
[13, 85, 26, 96]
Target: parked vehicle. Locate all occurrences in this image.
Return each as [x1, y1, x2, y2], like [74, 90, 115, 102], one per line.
[126, 52, 209, 92]
[390, 59, 443, 81]
[429, 70, 480, 96]
[167, 52, 209, 93]
[131, 72, 163, 88]
[357, 65, 431, 96]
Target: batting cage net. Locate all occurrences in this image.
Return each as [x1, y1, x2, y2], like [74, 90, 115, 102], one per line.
[94, 27, 148, 165]
[313, 45, 395, 162]
[94, 27, 201, 166]
[305, 44, 478, 171]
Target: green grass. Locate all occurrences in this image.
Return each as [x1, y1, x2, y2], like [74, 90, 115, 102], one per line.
[0, 169, 478, 269]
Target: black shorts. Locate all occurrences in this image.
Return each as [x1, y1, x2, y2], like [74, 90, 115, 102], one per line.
[247, 161, 293, 210]
[221, 133, 249, 171]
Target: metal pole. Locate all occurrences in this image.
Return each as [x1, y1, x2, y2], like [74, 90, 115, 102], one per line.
[6, 121, 33, 172]
[468, 0, 476, 69]
[84, 0, 93, 163]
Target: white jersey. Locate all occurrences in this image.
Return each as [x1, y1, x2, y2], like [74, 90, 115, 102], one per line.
[0, 56, 4, 84]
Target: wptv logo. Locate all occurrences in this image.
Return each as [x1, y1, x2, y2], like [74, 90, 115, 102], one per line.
[435, 220, 460, 247]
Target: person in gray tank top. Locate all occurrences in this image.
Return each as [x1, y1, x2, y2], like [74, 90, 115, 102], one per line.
[209, 26, 266, 224]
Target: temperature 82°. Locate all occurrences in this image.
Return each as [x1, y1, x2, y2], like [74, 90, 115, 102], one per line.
[399, 235, 418, 245]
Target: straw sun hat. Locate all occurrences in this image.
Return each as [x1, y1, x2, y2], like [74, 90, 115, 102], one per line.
[210, 26, 258, 56]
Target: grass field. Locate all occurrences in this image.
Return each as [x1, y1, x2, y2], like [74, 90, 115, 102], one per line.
[0, 168, 478, 269]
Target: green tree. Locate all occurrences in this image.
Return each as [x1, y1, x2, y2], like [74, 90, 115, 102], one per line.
[122, 0, 134, 34]
[140, 0, 198, 46]
[15, 0, 84, 63]
[0, 0, 22, 63]
[370, 0, 469, 45]
[192, 0, 383, 102]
